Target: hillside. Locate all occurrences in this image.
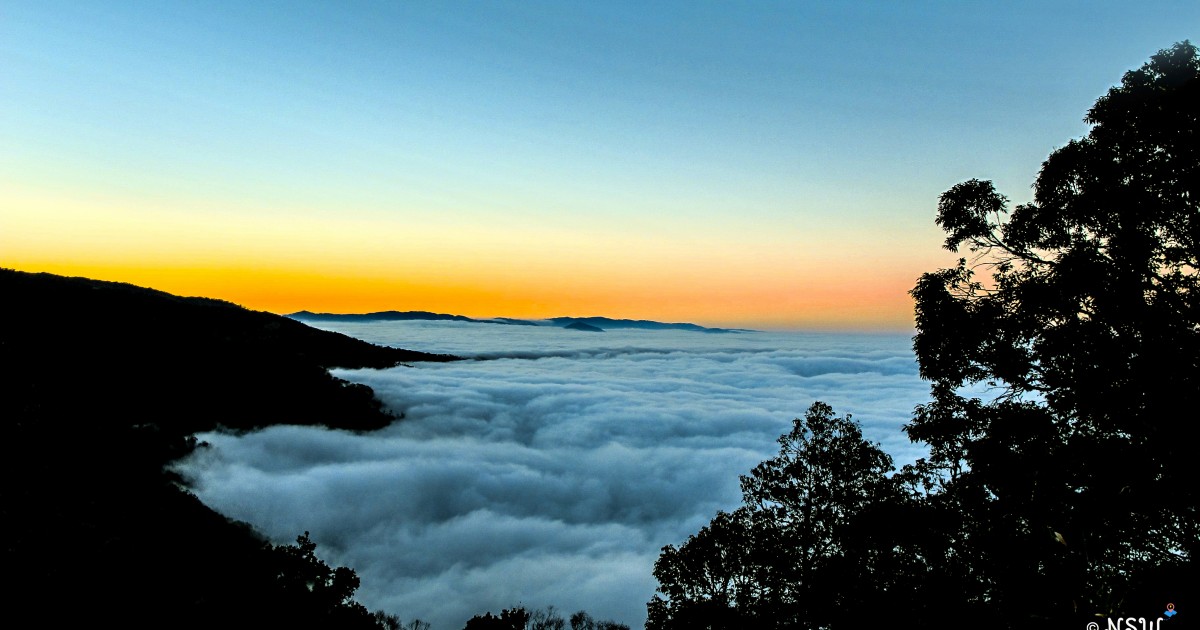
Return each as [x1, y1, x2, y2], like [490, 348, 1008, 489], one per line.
[0, 269, 457, 627]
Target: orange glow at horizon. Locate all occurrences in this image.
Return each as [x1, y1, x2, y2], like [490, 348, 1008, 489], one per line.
[0, 256, 926, 331]
[1, 183, 949, 331]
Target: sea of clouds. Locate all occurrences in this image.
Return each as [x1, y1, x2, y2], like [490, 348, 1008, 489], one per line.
[176, 321, 933, 629]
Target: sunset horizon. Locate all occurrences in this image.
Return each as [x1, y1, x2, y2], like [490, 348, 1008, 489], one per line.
[5, 3, 1193, 331]
[1, 261, 922, 331]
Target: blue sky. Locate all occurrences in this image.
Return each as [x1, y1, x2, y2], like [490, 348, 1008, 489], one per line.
[2, 1, 1196, 327]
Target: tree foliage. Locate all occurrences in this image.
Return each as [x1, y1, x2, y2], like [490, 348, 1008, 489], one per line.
[910, 40, 1200, 621]
[463, 607, 532, 630]
[462, 606, 628, 630]
[268, 532, 378, 624]
[648, 402, 904, 629]
[651, 41, 1200, 629]
[568, 610, 630, 630]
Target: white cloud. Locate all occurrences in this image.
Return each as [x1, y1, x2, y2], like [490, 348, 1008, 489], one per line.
[176, 323, 930, 629]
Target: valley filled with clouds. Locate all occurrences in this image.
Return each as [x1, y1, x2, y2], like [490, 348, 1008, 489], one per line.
[178, 322, 931, 628]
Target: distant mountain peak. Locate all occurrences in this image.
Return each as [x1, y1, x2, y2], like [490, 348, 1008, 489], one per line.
[288, 310, 478, 323]
[563, 321, 604, 332]
[288, 310, 747, 333]
[548, 316, 739, 333]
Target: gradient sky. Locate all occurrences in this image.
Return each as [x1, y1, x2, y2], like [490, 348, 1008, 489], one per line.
[2, 1, 1196, 329]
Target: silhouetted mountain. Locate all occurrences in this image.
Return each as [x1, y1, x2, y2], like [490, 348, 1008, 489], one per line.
[290, 309, 744, 333]
[291, 309, 481, 323]
[0, 269, 457, 627]
[290, 310, 554, 328]
[549, 316, 740, 333]
[489, 317, 542, 326]
[563, 321, 605, 332]
[3, 271, 458, 434]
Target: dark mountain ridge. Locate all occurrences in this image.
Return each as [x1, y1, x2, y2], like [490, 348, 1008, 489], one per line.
[549, 316, 744, 333]
[291, 309, 482, 324]
[1, 269, 457, 627]
[563, 320, 605, 332]
[290, 309, 745, 333]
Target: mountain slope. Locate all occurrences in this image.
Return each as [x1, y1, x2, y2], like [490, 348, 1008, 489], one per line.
[0, 269, 454, 627]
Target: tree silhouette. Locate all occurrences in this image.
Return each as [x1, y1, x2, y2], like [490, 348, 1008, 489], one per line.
[569, 610, 630, 630]
[373, 614, 430, 630]
[529, 605, 567, 630]
[650, 41, 1200, 629]
[649, 402, 901, 629]
[908, 40, 1199, 621]
[266, 531, 382, 627]
[463, 607, 531, 630]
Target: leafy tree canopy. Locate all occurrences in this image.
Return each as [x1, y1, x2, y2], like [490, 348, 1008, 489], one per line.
[648, 402, 900, 629]
[909, 40, 1199, 619]
[651, 41, 1200, 630]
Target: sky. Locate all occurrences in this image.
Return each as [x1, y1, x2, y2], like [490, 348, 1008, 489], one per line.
[2, 1, 1197, 328]
[178, 323, 930, 628]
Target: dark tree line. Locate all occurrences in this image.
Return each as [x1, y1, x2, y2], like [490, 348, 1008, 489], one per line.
[462, 606, 629, 630]
[649, 41, 1198, 629]
[648, 403, 924, 629]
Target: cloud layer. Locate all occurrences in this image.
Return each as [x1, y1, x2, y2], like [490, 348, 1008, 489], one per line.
[177, 322, 930, 629]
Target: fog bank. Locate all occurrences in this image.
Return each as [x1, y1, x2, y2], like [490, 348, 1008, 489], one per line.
[178, 323, 928, 628]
